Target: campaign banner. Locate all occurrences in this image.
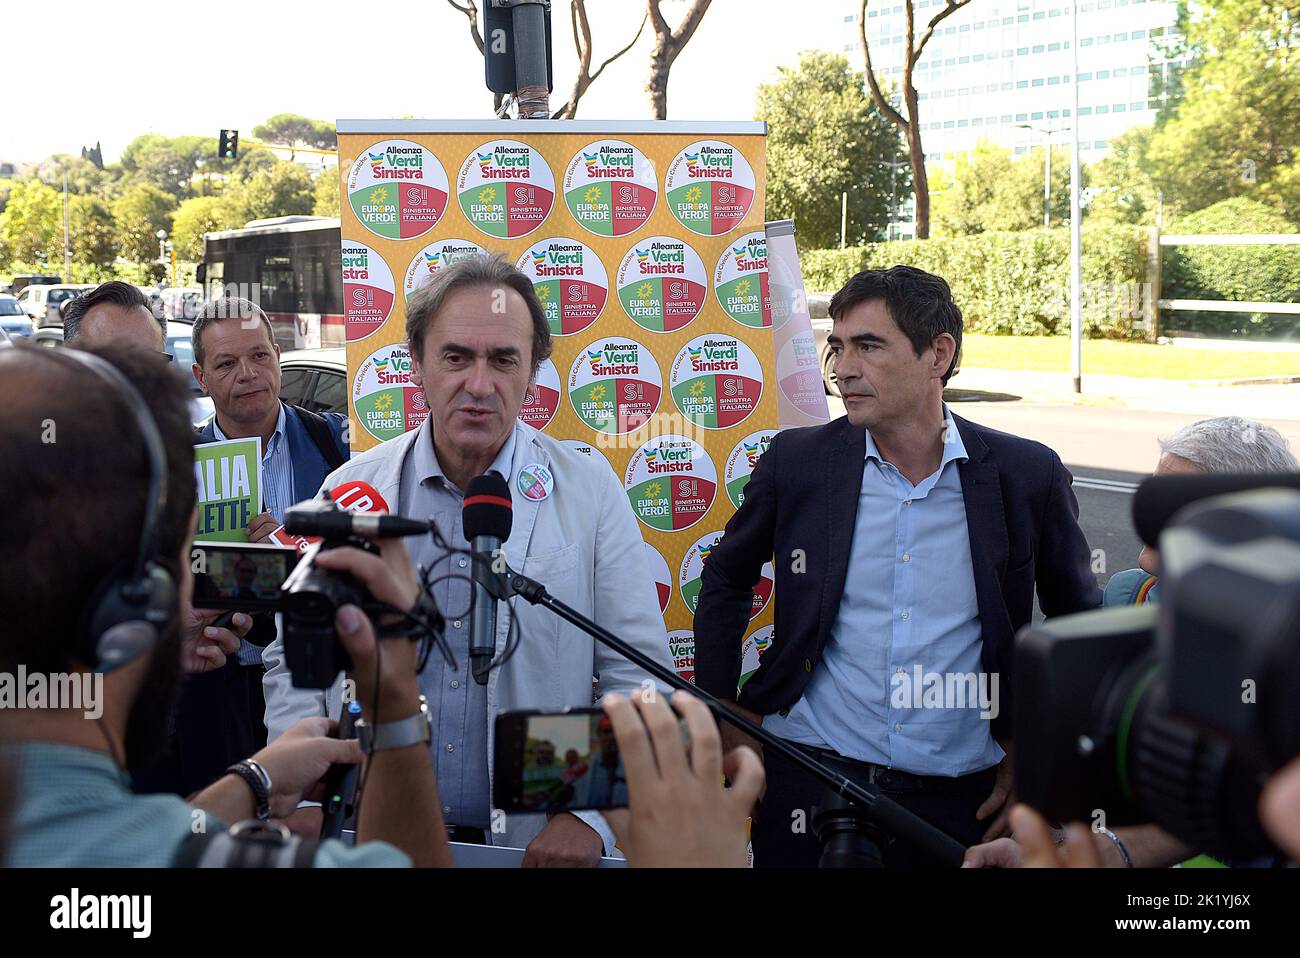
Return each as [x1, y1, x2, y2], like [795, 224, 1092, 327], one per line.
[337, 119, 771, 668]
[193, 438, 262, 542]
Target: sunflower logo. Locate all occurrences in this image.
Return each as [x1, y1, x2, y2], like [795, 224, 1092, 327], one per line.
[689, 380, 707, 398]
[735, 278, 752, 296]
[645, 481, 663, 499]
[536, 285, 551, 302]
[369, 187, 389, 205]
[374, 393, 394, 411]
[584, 186, 601, 203]
[685, 186, 703, 203]
[478, 186, 496, 203]
[588, 383, 607, 401]
[636, 282, 654, 299]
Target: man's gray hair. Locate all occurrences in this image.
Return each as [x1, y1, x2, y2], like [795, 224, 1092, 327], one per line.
[1160, 416, 1298, 474]
[191, 297, 276, 368]
[405, 253, 552, 372]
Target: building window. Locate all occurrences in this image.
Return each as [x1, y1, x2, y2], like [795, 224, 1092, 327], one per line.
[1032, 78, 1045, 86]
[1016, 112, 1028, 121]
[1048, 42, 1060, 51]
[1031, 111, 1044, 120]
[1114, 103, 1127, 112]
[973, 117, 984, 126]
[1096, 105, 1110, 114]
[1032, 43, 1045, 52]
[1082, 37, 1094, 46]
[1079, 106, 1093, 115]
[944, 120, 956, 129]
[959, 119, 969, 127]
[1079, 71, 1093, 80]
[1114, 67, 1127, 77]
[1017, 80, 1029, 88]
[1132, 29, 1146, 38]
[1047, 109, 1060, 118]
[1095, 140, 1108, 149]
[1001, 114, 1013, 122]
[1048, 76, 1060, 85]
[1130, 101, 1145, 110]
[1097, 69, 1110, 78]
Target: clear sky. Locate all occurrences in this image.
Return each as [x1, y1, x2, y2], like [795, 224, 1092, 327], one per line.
[5, 0, 843, 165]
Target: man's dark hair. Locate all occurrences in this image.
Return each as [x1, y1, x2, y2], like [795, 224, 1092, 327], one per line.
[0, 343, 197, 675]
[406, 253, 553, 373]
[191, 297, 277, 368]
[61, 281, 164, 346]
[828, 265, 964, 384]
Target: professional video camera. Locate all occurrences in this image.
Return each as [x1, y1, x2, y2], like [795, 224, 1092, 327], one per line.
[1015, 477, 1300, 861]
[192, 493, 445, 690]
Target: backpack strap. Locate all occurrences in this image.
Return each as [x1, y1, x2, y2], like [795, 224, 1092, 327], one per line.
[290, 404, 346, 472]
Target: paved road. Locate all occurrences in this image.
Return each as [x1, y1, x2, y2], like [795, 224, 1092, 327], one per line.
[822, 396, 1300, 591]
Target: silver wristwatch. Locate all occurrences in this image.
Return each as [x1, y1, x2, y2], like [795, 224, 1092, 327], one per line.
[355, 695, 432, 753]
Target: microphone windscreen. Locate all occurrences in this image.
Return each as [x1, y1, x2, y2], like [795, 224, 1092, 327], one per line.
[464, 473, 513, 542]
[328, 479, 390, 513]
[1132, 472, 1300, 547]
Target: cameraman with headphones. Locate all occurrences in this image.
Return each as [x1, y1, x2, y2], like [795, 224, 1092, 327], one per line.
[0, 343, 451, 868]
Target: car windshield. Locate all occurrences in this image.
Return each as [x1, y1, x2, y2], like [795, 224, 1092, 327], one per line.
[0, 301, 23, 316]
[49, 290, 82, 305]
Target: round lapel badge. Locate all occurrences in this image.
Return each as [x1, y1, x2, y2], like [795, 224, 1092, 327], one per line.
[517, 463, 554, 501]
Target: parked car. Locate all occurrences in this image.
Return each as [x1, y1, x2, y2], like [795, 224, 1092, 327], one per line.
[807, 292, 837, 396]
[157, 287, 204, 321]
[278, 348, 347, 414]
[16, 283, 94, 327]
[9, 274, 61, 296]
[0, 294, 34, 339]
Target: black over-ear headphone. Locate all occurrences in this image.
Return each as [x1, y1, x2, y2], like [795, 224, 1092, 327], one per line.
[37, 348, 177, 672]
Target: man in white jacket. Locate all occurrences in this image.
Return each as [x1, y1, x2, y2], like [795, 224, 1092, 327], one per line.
[262, 254, 672, 865]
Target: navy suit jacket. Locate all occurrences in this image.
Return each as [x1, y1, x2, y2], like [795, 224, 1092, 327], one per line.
[692, 413, 1102, 740]
[195, 402, 350, 505]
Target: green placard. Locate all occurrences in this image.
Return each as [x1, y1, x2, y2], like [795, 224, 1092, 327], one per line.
[193, 438, 262, 542]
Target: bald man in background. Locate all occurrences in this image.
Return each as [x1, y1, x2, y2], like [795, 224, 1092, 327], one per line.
[62, 281, 166, 353]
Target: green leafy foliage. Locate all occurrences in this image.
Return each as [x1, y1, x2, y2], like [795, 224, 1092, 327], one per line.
[1163, 197, 1300, 337]
[801, 225, 1152, 338]
[756, 51, 909, 248]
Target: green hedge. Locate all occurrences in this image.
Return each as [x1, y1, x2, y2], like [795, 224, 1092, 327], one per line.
[800, 225, 1151, 338]
[1163, 199, 1300, 339]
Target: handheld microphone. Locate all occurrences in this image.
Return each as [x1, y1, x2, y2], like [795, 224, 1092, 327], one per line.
[284, 481, 430, 539]
[463, 474, 513, 685]
[273, 481, 394, 552]
[1132, 473, 1300, 547]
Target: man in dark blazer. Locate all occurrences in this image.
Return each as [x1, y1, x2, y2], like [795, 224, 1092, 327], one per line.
[694, 266, 1101, 868]
[138, 297, 349, 797]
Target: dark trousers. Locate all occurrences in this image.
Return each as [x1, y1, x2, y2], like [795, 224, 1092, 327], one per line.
[132, 659, 268, 797]
[750, 744, 998, 868]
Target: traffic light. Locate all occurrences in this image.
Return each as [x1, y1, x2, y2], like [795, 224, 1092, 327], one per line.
[218, 129, 239, 161]
[484, 1, 552, 96]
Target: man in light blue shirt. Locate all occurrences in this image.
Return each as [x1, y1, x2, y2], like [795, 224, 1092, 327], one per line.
[764, 405, 1005, 778]
[695, 266, 1102, 867]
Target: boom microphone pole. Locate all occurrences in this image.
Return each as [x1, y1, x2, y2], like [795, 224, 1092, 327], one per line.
[476, 557, 968, 868]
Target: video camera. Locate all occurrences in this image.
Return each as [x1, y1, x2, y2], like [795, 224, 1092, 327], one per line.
[192, 493, 442, 690]
[1015, 478, 1300, 861]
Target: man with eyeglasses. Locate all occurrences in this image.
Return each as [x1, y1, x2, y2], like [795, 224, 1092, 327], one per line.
[62, 281, 168, 354]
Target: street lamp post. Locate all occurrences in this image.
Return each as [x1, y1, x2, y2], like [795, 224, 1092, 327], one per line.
[156, 229, 169, 287]
[1017, 122, 1069, 229]
[1069, 1, 1083, 394]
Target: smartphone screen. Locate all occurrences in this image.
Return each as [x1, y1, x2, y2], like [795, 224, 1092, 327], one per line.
[191, 542, 297, 612]
[493, 708, 628, 813]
